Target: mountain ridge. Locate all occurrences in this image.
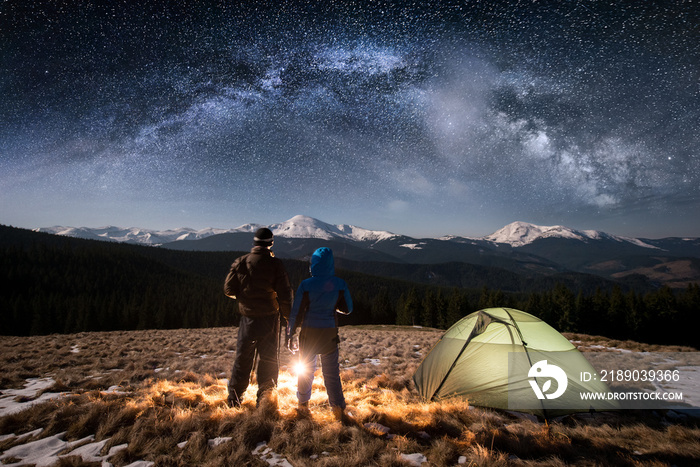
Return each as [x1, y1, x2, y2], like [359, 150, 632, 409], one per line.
[35, 216, 700, 288]
[37, 215, 690, 248]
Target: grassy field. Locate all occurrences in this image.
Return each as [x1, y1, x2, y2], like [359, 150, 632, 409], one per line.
[1, 326, 698, 466]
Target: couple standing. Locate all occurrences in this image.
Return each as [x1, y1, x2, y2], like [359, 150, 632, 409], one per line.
[223, 228, 352, 421]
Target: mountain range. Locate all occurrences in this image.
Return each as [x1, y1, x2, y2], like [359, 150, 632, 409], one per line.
[37, 215, 700, 288]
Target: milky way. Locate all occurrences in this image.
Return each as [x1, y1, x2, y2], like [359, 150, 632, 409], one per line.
[1, 0, 698, 237]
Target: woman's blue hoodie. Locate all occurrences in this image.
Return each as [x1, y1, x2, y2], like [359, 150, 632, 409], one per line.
[288, 247, 353, 333]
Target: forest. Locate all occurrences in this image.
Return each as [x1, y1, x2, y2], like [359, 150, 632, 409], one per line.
[1, 225, 698, 347]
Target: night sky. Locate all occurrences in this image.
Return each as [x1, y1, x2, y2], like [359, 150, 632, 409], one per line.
[1, 0, 698, 238]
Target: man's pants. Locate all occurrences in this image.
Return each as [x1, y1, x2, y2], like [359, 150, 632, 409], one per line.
[297, 348, 346, 409]
[228, 314, 279, 405]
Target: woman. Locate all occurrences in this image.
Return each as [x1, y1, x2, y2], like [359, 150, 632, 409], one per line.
[287, 247, 353, 421]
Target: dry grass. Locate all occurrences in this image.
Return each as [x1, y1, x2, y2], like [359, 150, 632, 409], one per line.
[1, 326, 698, 466]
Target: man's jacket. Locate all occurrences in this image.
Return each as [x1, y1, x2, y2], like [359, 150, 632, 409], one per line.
[288, 247, 353, 334]
[224, 246, 293, 319]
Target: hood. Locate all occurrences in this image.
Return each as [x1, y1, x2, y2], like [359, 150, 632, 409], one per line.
[310, 247, 334, 277]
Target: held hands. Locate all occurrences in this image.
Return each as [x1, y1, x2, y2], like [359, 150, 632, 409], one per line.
[286, 333, 299, 354]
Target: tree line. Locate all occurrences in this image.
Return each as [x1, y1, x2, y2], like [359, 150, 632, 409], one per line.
[379, 283, 699, 347]
[1, 225, 697, 348]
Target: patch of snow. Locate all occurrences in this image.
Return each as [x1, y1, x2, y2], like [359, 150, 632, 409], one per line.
[0, 433, 93, 467]
[62, 438, 110, 463]
[400, 453, 427, 466]
[208, 437, 232, 447]
[253, 442, 294, 467]
[0, 428, 43, 444]
[616, 236, 660, 249]
[0, 432, 75, 467]
[0, 378, 65, 416]
[101, 385, 129, 395]
[400, 243, 423, 249]
[71, 345, 80, 353]
[653, 365, 700, 409]
[585, 344, 633, 353]
[0, 431, 131, 467]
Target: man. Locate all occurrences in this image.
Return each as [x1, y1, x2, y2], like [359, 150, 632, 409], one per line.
[224, 227, 293, 408]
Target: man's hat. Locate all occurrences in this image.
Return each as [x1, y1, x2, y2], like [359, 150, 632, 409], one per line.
[254, 227, 274, 246]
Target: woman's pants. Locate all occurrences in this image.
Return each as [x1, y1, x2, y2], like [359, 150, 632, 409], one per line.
[297, 348, 346, 409]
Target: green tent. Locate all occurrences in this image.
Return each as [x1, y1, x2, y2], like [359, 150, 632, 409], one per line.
[413, 308, 619, 418]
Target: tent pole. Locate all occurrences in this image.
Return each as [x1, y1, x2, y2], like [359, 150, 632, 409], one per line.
[502, 308, 549, 422]
[430, 312, 492, 401]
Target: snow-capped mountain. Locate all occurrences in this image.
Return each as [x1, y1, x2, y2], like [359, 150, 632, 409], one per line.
[485, 221, 659, 250]
[36, 226, 230, 245]
[36, 215, 396, 246]
[237, 215, 396, 243]
[34, 216, 700, 287]
[38, 217, 668, 250]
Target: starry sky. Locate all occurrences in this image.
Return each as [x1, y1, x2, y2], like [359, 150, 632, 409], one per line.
[1, 0, 698, 239]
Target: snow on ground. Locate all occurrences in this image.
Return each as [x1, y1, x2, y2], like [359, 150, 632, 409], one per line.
[207, 437, 232, 448]
[342, 357, 384, 370]
[0, 431, 135, 467]
[584, 344, 633, 353]
[0, 378, 64, 417]
[654, 364, 700, 411]
[253, 442, 294, 467]
[0, 378, 152, 466]
[2, 342, 697, 466]
[400, 452, 428, 466]
[573, 344, 700, 415]
[175, 437, 300, 466]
